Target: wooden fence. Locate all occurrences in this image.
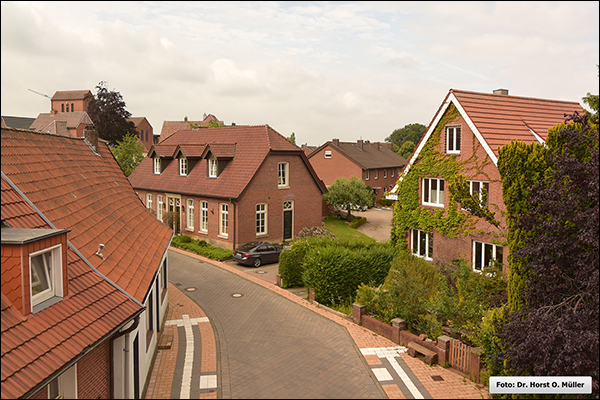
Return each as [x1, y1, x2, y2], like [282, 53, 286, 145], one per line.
[449, 339, 471, 374]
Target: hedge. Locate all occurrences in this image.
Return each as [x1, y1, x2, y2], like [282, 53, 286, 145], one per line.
[278, 236, 338, 288]
[171, 235, 232, 261]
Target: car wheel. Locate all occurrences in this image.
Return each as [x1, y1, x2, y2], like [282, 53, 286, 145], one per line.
[253, 258, 262, 268]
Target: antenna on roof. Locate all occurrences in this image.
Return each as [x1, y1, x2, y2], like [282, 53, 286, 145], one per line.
[28, 89, 51, 99]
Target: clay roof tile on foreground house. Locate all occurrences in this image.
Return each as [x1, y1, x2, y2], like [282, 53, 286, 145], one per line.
[1, 174, 142, 399]
[1, 127, 173, 303]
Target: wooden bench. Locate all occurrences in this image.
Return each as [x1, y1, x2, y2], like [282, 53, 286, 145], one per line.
[407, 341, 438, 365]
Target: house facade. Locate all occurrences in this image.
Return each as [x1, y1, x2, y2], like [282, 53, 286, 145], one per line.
[128, 117, 155, 153]
[307, 139, 407, 202]
[1, 127, 173, 399]
[128, 124, 328, 249]
[387, 89, 584, 273]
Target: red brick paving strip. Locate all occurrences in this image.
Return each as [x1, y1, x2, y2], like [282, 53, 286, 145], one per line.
[382, 384, 406, 399]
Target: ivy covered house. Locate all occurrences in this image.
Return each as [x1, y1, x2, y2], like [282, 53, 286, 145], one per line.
[387, 89, 583, 273]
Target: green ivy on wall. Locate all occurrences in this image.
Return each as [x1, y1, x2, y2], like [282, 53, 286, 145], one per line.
[391, 103, 504, 247]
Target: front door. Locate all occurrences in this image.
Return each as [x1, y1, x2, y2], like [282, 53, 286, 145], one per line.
[168, 197, 181, 234]
[283, 201, 293, 240]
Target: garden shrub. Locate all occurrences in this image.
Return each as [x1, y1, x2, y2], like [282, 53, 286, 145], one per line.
[302, 243, 394, 306]
[178, 235, 192, 243]
[278, 236, 337, 288]
[378, 198, 393, 207]
[349, 217, 367, 229]
[171, 236, 233, 261]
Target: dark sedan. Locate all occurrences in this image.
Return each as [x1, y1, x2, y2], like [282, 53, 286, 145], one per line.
[232, 241, 283, 267]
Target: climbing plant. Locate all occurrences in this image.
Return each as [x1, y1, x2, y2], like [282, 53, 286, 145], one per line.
[391, 104, 504, 247]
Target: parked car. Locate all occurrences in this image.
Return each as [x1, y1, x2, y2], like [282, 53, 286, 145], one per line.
[233, 241, 283, 267]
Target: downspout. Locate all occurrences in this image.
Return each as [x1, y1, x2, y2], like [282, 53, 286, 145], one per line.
[110, 315, 140, 399]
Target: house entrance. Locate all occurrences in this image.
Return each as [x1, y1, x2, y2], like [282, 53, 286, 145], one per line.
[283, 201, 293, 240]
[168, 197, 181, 234]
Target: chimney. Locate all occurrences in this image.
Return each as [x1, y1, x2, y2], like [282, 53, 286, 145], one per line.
[184, 116, 188, 122]
[376, 142, 380, 151]
[493, 88, 509, 95]
[231, 122, 236, 126]
[386, 142, 393, 151]
[83, 125, 99, 152]
[332, 138, 339, 146]
[357, 139, 363, 150]
[50, 109, 57, 116]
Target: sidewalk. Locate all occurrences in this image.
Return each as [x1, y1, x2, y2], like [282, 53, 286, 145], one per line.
[145, 247, 490, 399]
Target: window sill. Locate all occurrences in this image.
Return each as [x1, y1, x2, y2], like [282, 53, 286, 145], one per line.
[218, 235, 229, 239]
[422, 203, 445, 208]
[198, 230, 208, 235]
[255, 233, 268, 238]
[277, 186, 290, 190]
[32, 295, 62, 314]
[185, 227, 194, 232]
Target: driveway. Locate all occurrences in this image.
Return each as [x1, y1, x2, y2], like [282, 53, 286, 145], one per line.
[353, 207, 394, 242]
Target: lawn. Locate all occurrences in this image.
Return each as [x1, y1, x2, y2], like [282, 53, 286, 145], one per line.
[322, 215, 375, 244]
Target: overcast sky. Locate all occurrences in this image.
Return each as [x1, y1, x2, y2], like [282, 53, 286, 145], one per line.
[1, 1, 598, 146]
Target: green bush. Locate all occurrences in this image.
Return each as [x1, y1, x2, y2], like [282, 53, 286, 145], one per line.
[378, 198, 394, 207]
[171, 236, 233, 261]
[278, 236, 337, 288]
[302, 243, 395, 306]
[349, 217, 367, 229]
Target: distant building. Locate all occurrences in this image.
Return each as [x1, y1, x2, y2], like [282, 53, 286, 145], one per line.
[159, 114, 224, 143]
[128, 116, 155, 153]
[1, 115, 36, 129]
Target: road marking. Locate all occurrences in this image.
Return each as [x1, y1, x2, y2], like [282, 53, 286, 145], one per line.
[361, 347, 424, 399]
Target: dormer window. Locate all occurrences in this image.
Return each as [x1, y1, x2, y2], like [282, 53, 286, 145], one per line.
[153, 158, 161, 174]
[30, 244, 63, 312]
[179, 157, 188, 176]
[208, 158, 218, 178]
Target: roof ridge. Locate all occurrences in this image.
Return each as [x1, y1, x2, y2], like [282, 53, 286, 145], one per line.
[450, 88, 581, 105]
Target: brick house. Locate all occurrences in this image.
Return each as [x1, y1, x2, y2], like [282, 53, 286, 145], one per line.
[307, 139, 407, 202]
[387, 88, 584, 273]
[128, 116, 155, 154]
[30, 90, 95, 138]
[158, 114, 224, 143]
[128, 124, 328, 249]
[1, 127, 173, 398]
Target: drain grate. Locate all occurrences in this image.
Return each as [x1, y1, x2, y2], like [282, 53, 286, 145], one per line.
[185, 287, 197, 292]
[256, 270, 266, 274]
[431, 375, 444, 381]
[231, 293, 243, 298]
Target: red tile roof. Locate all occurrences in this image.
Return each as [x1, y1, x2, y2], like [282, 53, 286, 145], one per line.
[433, 89, 583, 163]
[51, 90, 92, 101]
[130, 125, 307, 199]
[1, 127, 173, 302]
[30, 112, 93, 132]
[308, 140, 406, 169]
[159, 114, 223, 143]
[1, 176, 142, 399]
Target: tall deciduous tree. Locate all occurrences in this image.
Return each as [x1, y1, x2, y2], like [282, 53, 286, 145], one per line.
[500, 112, 599, 386]
[87, 81, 136, 145]
[386, 123, 426, 155]
[111, 132, 144, 177]
[323, 176, 375, 221]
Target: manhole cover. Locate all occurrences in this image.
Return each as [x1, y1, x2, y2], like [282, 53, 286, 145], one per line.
[431, 375, 444, 381]
[231, 293, 243, 298]
[256, 270, 266, 274]
[185, 287, 196, 292]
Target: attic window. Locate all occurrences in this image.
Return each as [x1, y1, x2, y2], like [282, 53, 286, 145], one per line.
[153, 158, 161, 174]
[445, 126, 461, 154]
[324, 150, 332, 158]
[30, 244, 63, 313]
[179, 157, 188, 176]
[208, 158, 218, 178]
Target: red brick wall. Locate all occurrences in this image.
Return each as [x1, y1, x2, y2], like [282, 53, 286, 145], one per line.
[135, 119, 154, 152]
[308, 145, 363, 186]
[30, 386, 48, 399]
[77, 340, 111, 399]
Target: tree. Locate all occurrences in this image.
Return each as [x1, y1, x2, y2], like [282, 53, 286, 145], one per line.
[111, 132, 144, 177]
[499, 112, 599, 386]
[386, 123, 426, 155]
[87, 81, 136, 145]
[189, 119, 222, 129]
[287, 132, 296, 144]
[398, 140, 416, 159]
[323, 176, 375, 221]
[582, 65, 599, 126]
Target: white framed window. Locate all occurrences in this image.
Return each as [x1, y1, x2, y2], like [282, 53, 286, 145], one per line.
[179, 157, 188, 176]
[365, 170, 370, 180]
[146, 193, 153, 210]
[157, 195, 163, 222]
[446, 126, 461, 154]
[278, 162, 289, 188]
[473, 241, 503, 272]
[200, 201, 208, 233]
[469, 180, 490, 207]
[391, 168, 395, 178]
[384, 169, 387, 178]
[422, 177, 445, 207]
[29, 244, 63, 311]
[411, 229, 433, 260]
[374, 169, 379, 179]
[256, 203, 267, 236]
[153, 158, 161, 174]
[219, 203, 229, 237]
[324, 150, 332, 158]
[187, 199, 194, 230]
[208, 158, 218, 178]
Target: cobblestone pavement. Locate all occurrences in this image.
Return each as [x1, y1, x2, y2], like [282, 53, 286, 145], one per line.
[145, 247, 490, 399]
